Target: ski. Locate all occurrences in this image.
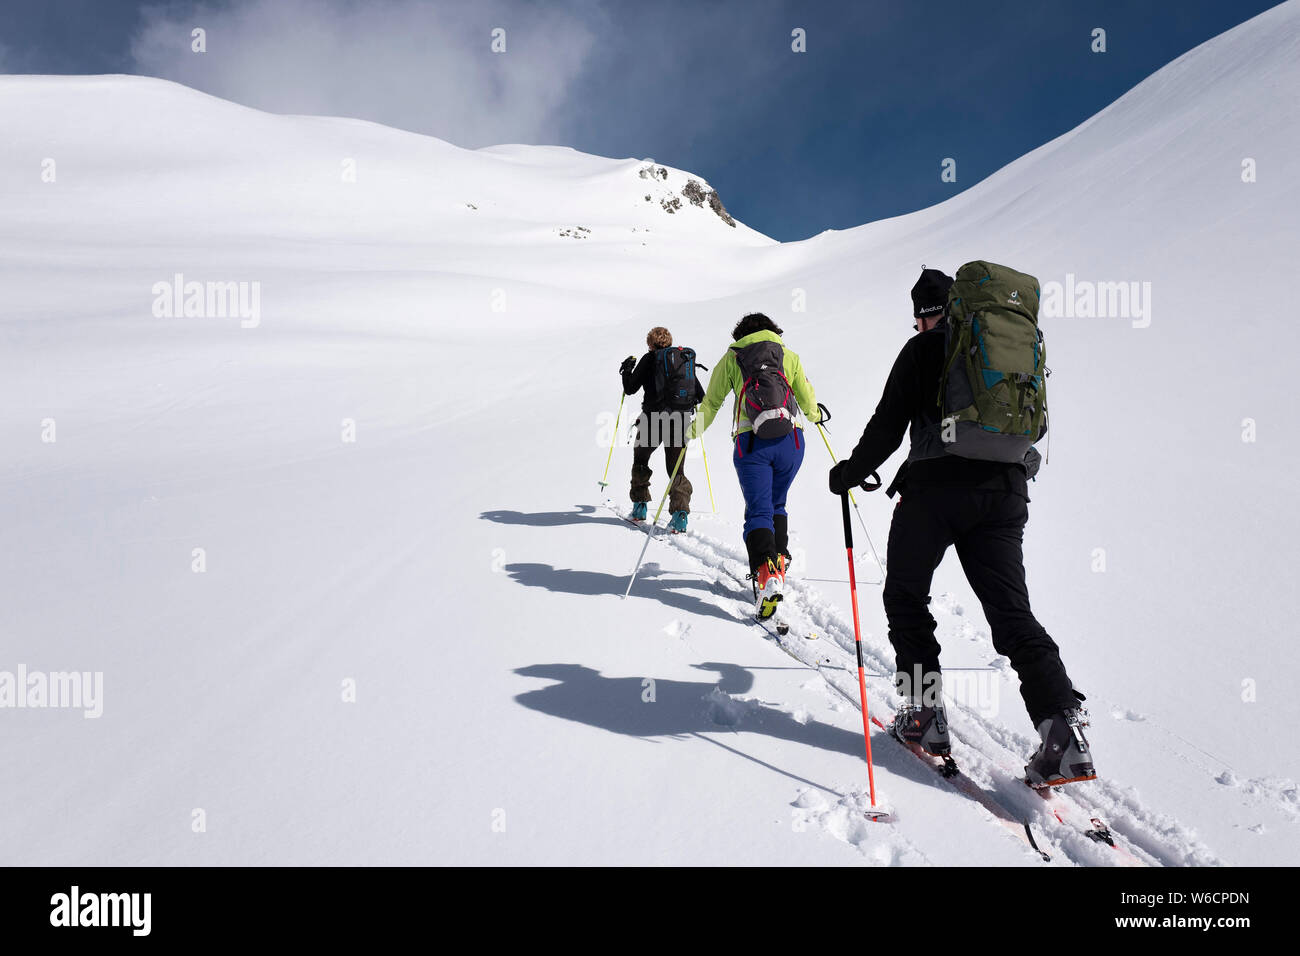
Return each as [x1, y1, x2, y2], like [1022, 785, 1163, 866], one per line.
[751, 613, 790, 639]
[1022, 820, 1052, 863]
[874, 709, 1148, 865]
[1032, 787, 1148, 866]
[1086, 817, 1116, 848]
[702, 562, 801, 642]
[869, 714, 1053, 863]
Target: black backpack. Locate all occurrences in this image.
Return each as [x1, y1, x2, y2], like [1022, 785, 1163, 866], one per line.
[732, 340, 796, 439]
[653, 347, 699, 411]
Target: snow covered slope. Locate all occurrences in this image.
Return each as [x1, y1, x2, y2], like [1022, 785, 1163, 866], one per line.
[1, 3, 1297, 866]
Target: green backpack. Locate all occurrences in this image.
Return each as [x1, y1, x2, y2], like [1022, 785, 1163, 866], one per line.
[938, 260, 1048, 463]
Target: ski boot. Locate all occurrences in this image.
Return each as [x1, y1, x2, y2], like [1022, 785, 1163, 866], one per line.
[889, 698, 951, 757]
[773, 515, 793, 574]
[753, 556, 784, 620]
[669, 510, 688, 534]
[1025, 707, 1097, 789]
[630, 502, 648, 522]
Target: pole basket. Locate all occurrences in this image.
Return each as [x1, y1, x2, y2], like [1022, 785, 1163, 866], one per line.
[864, 804, 893, 822]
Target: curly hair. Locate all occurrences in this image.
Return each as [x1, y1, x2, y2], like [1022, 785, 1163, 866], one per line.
[646, 326, 673, 349]
[731, 312, 783, 341]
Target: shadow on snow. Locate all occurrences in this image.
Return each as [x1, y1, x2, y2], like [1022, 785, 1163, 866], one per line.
[503, 561, 736, 622]
[479, 505, 627, 529]
[514, 661, 877, 795]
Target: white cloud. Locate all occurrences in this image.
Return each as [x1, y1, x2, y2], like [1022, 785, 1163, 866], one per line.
[130, 0, 598, 147]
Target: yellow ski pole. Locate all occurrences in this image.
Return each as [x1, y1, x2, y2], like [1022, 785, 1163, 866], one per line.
[816, 421, 886, 581]
[598, 392, 626, 492]
[700, 441, 717, 513]
[623, 443, 689, 598]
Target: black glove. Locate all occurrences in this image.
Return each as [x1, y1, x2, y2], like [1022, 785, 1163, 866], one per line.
[828, 460, 853, 496]
[619, 355, 636, 376]
[816, 402, 832, 425]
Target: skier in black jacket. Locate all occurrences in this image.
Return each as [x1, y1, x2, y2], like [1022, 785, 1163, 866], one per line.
[620, 326, 705, 532]
[828, 268, 1095, 788]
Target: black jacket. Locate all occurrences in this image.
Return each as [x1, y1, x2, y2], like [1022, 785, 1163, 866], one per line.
[622, 350, 705, 413]
[842, 321, 1030, 498]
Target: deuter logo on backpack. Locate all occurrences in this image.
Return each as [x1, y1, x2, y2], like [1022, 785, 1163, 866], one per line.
[733, 340, 797, 439]
[653, 346, 698, 411]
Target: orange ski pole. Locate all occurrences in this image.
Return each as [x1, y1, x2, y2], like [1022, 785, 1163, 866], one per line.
[842, 485, 890, 821]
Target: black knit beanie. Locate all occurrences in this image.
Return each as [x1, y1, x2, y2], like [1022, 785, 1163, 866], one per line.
[911, 267, 954, 319]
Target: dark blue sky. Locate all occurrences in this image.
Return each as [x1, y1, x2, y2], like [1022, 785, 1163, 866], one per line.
[0, 0, 1282, 239]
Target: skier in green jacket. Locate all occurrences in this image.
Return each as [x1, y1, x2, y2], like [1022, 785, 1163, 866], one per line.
[690, 313, 827, 620]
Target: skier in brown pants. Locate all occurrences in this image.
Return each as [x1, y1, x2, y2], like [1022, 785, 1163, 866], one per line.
[620, 326, 704, 532]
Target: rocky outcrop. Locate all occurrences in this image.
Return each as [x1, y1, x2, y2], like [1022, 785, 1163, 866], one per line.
[637, 163, 736, 227]
[682, 178, 736, 227]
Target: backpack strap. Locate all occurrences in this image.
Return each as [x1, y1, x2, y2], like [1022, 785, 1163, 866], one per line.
[937, 311, 965, 410]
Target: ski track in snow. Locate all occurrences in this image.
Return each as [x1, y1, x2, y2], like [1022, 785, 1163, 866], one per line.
[606, 499, 1223, 867]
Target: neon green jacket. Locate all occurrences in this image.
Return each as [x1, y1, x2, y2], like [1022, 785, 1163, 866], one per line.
[688, 330, 822, 440]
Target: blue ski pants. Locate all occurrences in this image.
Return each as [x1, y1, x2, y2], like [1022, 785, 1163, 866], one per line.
[732, 429, 805, 538]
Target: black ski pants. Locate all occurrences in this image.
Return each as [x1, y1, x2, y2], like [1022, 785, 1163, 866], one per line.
[883, 484, 1076, 726]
